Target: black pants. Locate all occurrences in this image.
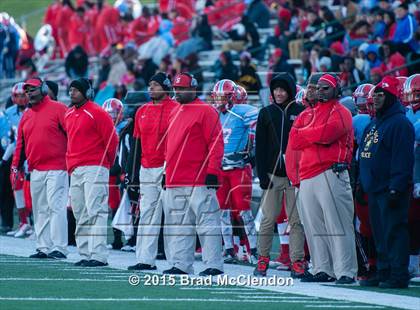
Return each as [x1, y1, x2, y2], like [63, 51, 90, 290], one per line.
[0, 160, 14, 229]
[368, 190, 410, 282]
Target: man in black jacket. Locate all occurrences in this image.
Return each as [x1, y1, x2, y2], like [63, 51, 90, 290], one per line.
[254, 73, 306, 277]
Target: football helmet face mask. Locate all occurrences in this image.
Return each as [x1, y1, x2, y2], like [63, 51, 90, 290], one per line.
[233, 85, 248, 104]
[102, 98, 124, 124]
[211, 79, 237, 111]
[396, 76, 408, 106]
[295, 88, 307, 106]
[403, 74, 420, 112]
[11, 82, 29, 106]
[353, 83, 374, 115]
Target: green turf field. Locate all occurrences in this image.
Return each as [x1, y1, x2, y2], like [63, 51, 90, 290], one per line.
[0, 254, 400, 310]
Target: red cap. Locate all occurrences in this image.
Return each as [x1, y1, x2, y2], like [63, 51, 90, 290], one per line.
[24, 78, 42, 89]
[173, 73, 195, 88]
[319, 74, 337, 87]
[376, 75, 399, 97]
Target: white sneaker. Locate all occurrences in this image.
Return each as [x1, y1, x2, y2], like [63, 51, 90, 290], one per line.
[14, 224, 31, 238]
[6, 229, 18, 236]
[121, 245, 135, 252]
[25, 228, 34, 235]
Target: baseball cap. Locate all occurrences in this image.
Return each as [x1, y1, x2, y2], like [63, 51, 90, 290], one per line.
[23, 78, 42, 89]
[375, 75, 399, 97]
[173, 73, 195, 88]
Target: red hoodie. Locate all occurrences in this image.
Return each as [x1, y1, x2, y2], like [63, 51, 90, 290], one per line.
[289, 99, 353, 181]
[64, 101, 118, 173]
[12, 96, 67, 171]
[165, 98, 224, 187]
[133, 97, 179, 168]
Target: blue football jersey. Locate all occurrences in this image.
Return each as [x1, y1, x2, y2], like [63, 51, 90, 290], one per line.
[219, 104, 258, 155]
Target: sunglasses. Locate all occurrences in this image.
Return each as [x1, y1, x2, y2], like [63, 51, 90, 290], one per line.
[317, 86, 331, 91]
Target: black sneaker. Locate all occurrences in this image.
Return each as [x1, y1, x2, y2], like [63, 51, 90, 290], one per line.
[156, 252, 166, 260]
[335, 276, 355, 284]
[127, 263, 157, 271]
[379, 279, 409, 289]
[29, 251, 48, 259]
[224, 248, 239, 264]
[85, 260, 108, 267]
[199, 268, 223, 276]
[47, 251, 67, 259]
[359, 270, 389, 287]
[300, 271, 336, 282]
[163, 267, 188, 275]
[74, 259, 89, 266]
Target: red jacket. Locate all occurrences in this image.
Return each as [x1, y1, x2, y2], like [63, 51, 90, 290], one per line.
[165, 98, 224, 187]
[64, 101, 118, 173]
[380, 52, 408, 77]
[133, 97, 179, 168]
[289, 100, 353, 181]
[12, 96, 67, 171]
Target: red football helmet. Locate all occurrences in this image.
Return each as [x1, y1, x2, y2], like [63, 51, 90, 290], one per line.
[211, 79, 237, 110]
[11, 82, 29, 106]
[233, 85, 248, 104]
[396, 76, 408, 106]
[404, 74, 420, 112]
[102, 98, 124, 124]
[353, 83, 374, 115]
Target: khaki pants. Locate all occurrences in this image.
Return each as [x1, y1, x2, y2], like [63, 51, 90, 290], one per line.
[30, 170, 69, 254]
[288, 39, 304, 60]
[298, 169, 357, 279]
[162, 186, 223, 274]
[257, 174, 305, 262]
[70, 166, 109, 263]
[135, 166, 164, 266]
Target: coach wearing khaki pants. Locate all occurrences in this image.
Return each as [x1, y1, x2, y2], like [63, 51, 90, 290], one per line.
[64, 78, 118, 267]
[289, 74, 357, 284]
[11, 78, 68, 259]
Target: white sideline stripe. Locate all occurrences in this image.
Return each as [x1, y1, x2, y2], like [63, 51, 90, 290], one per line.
[180, 287, 256, 291]
[0, 297, 296, 303]
[1, 236, 419, 310]
[239, 296, 342, 300]
[211, 292, 282, 295]
[0, 278, 126, 282]
[305, 306, 385, 309]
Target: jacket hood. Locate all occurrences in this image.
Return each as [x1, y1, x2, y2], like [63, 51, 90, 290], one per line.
[377, 100, 405, 120]
[270, 72, 296, 105]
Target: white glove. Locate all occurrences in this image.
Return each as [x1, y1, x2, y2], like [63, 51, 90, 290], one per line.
[413, 183, 420, 199]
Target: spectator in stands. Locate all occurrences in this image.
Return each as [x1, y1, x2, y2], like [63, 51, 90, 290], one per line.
[68, 6, 89, 52]
[246, 0, 270, 29]
[130, 6, 154, 46]
[18, 58, 38, 80]
[348, 21, 371, 48]
[383, 10, 397, 40]
[65, 45, 88, 80]
[176, 14, 213, 60]
[107, 49, 128, 87]
[0, 17, 19, 79]
[334, 0, 359, 31]
[319, 6, 346, 47]
[184, 53, 204, 94]
[268, 48, 296, 84]
[379, 41, 408, 77]
[214, 51, 239, 82]
[237, 51, 262, 96]
[392, 3, 419, 55]
[366, 44, 382, 70]
[340, 56, 366, 94]
[370, 67, 384, 84]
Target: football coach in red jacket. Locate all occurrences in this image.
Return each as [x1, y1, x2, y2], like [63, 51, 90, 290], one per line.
[289, 73, 357, 284]
[162, 72, 225, 276]
[64, 78, 118, 267]
[12, 77, 69, 259]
